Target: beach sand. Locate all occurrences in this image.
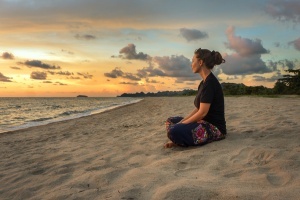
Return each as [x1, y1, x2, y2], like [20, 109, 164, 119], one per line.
[0, 96, 300, 200]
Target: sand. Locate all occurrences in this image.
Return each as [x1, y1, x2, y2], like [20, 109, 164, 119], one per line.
[0, 96, 300, 200]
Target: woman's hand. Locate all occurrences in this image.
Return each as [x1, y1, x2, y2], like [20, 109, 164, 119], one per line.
[177, 119, 184, 124]
[180, 120, 203, 124]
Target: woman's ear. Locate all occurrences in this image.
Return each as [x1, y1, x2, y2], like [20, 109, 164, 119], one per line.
[198, 60, 203, 66]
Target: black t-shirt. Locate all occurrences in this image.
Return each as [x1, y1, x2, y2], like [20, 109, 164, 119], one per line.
[194, 73, 227, 134]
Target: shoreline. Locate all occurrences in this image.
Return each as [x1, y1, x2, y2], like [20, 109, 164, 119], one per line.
[0, 98, 143, 135]
[1, 96, 300, 199]
[2, 95, 298, 135]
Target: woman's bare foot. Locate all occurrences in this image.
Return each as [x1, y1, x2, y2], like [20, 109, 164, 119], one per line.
[164, 142, 177, 148]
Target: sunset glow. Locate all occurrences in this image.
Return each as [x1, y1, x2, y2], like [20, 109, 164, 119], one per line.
[1, 0, 299, 97]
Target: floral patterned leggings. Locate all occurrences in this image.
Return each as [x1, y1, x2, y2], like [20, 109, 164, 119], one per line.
[165, 116, 225, 147]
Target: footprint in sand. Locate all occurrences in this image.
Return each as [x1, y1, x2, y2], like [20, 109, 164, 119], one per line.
[31, 168, 46, 175]
[228, 147, 292, 187]
[176, 161, 188, 170]
[174, 167, 202, 179]
[266, 172, 291, 186]
[230, 147, 275, 166]
[55, 167, 74, 175]
[152, 185, 220, 200]
[85, 165, 105, 171]
[120, 188, 142, 200]
[223, 170, 244, 178]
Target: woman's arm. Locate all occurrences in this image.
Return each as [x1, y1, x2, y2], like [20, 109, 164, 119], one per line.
[179, 108, 198, 123]
[182, 103, 210, 124]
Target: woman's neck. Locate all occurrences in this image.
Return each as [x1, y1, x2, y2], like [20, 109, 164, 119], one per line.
[199, 68, 211, 82]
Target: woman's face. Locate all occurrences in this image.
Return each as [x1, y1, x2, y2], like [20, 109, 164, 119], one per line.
[191, 54, 201, 73]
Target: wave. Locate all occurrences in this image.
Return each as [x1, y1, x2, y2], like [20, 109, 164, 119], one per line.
[58, 110, 85, 117]
[30, 117, 54, 122]
[0, 98, 143, 134]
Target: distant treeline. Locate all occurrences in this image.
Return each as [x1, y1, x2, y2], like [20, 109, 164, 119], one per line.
[118, 69, 300, 97]
[118, 90, 198, 97]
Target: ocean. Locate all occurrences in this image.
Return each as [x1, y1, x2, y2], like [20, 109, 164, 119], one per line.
[0, 97, 142, 134]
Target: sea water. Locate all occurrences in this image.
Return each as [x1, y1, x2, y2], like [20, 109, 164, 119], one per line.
[0, 97, 142, 133]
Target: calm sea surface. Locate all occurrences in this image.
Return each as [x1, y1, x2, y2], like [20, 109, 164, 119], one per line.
[0, 97, 142, 133]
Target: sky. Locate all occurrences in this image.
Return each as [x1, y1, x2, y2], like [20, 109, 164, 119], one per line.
[0, 0, 299, 97]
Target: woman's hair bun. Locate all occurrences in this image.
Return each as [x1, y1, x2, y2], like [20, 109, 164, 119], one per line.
[213, 51, 225, 65]
[194, 48, 225, 69]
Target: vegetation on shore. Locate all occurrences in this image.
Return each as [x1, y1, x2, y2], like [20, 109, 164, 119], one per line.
[118, 69, 300, 97]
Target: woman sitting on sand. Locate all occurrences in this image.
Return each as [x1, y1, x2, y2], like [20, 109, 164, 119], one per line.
[165, 48, 227, 148]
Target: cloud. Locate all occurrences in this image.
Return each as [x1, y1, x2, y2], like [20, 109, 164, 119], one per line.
[128, 54, 198, 81]
[265, 0, 300, 23]
[119, 44, 149, 60]
[48, 71, 74, 76]
[179, 28, 208, 42]
[104, 67, 141, 81]
[225, 26, 270, 56]
[77, 72, 93, 79]
[283, 59, 297, 69]
[110, 42, 279, 82]
[136, 66, 166, 78]
[105, 54, 198, 82]
[226, 75, 239, 80]
[0, 0, 266, 31]
[269, 71, 284, 81]
[153, 55, 197, 80]
[252, 75, 279, 82]
[107, 42, 278, 82]
[68, 76, 81, 80]
[48, 71, 90, 79]
[267, 60, 279, 71]
[111, 55, 121, 59]
[22, 60, 61, 70]
[0, 72, 12, 82]
[222, 53, 272, 75]
[54, 81, 67, 86]
[30, 71, 47, 80]
[252, 70, 283, 82]
[1, 52, 14, 60]
[75, 34, 96, 40]
[122, 73, 141, 81]
[61, 49, 74, 55]
[10, 66, 21, 70]
[105, 64, 183, 81]
[57, 71, 74, 76]
[145, 78, 165, 84]
[267, 59, 298, 70]
[119, 82, 139, 85]
[288, 38, 300, 51]
[43, 81, 52, 83]
[104, 68, 124, 78]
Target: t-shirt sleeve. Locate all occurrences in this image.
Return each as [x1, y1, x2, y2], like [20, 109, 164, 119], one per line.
[200, 80, 214, 103]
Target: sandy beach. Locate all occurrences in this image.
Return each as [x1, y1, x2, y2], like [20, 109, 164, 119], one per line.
[0, 96, 300, 200]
